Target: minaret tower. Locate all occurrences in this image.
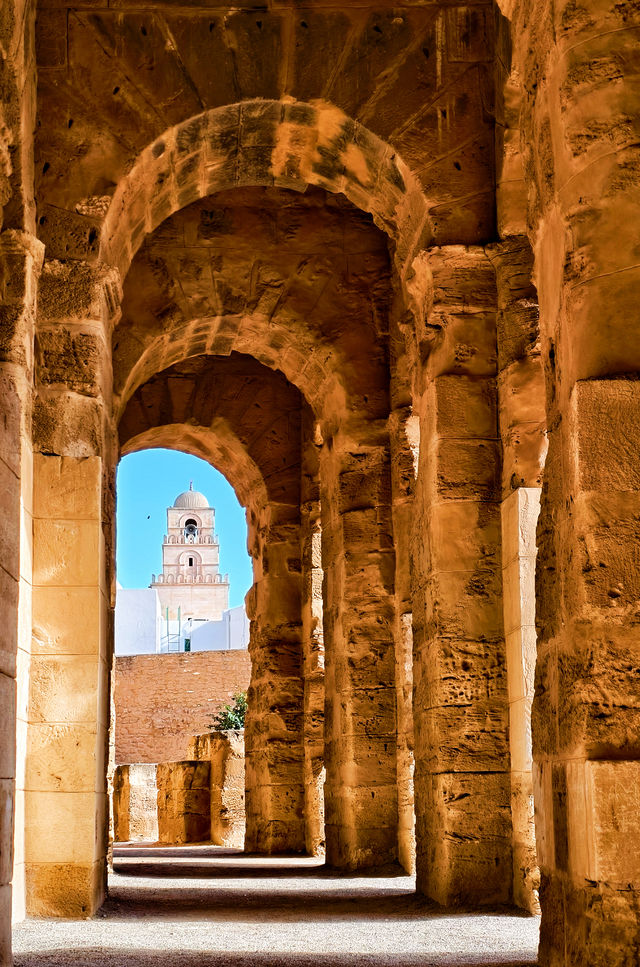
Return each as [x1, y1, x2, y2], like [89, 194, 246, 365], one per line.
[150, 483, 230, 621]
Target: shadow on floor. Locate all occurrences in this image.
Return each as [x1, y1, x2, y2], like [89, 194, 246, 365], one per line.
[13, 847, 539, 967]
[14, 952, 536, 967]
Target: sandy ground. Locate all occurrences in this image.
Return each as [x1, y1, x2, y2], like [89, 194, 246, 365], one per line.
[12, 846, 540, 966]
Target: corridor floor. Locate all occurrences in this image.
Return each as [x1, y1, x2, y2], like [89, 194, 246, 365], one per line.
[13, 845, 540, 966]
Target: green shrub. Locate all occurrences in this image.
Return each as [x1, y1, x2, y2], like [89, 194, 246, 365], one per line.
[210, 691, 247, 732]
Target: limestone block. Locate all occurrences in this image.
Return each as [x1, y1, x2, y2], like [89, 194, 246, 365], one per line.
[553, 630, 640, 754]
[208, 731, 245, 849]
[186, 733, 212, 761]
[32, 519, 102, 589]
[502, 556, 536, 636]
[28, 656, 103, 725]
[36, 260, 97, 325]
[573, 492, 640, 613]
[156, 761, 210, 845]
[25, 858, 105, 918]
[434, 439, 500, 500]
[325, 822, 397, 869]
[498, 359, 545, 426]
[0, 458, 20, 584]
[509, 697, 533, 772]
[24, 790, 99, 863]
[0, 884, 11, 964]
[33, 455, 101, 520]
[573, 380, 640, 493]
[533, 761, 555, 872]
[415, 702, 509, 774]
[427, 310, 498, 379]
[505, 627, 536, 703]
[0, 558, 18, 680]
[32, 392, 103, 459]
[0, 674, 16, 779]
[585, 760, 640, 887]
[25, 723, 100, 793]
[415, 771, 512, 905]
[424, 569, 504, 640]
[431, 375, 498, 439]
[32, 587, 105, 656]
[0, 372, 22, 478]
[428, 499, 501, 573]
[501, 487, 541, 567]
[128, 764, 158, 842]
[0, 780, 14, 884]
[112, 765, 130, 842]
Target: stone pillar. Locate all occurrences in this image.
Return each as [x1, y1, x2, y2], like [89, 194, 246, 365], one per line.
[491, 235, 546, 913]
[0, 232, 42, 951]
[300, 422, 325, 856]
[506, 0, 640, 958]
[208, 732, 245, 849]
[188, 730, 246, 848]
[26, 453, 110, 916]
[157, 761, 210, 845]
[244, 502, 305, 854]
[128, 764, 158, 843]
[112, 765, 130, 843]
[320, 426, 398, 869]
[501, 488, 540, 911]
[412, 247, 511, 906]
[389, 404, 418, 874]
[0, 0, 39, 951]
[22, 259, 115, 917]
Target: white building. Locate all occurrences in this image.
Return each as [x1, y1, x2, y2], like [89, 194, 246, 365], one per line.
[150, 484, 230, 622]
[114, 587, 163, 656]
[115, 485, 249, 655]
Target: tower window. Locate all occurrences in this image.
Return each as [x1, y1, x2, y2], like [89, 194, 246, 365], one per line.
[188, 557, 193, 566]
[184, 518, 198, 541]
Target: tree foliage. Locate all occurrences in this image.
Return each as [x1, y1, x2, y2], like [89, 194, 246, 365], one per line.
[210, 691, 247, 731]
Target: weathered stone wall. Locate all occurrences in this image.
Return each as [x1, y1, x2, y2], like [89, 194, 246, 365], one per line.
[502, 0, 640, 959]
[1, 1, 639, 964]
[411, 246, 511, 907]
[112, 765, 129, 843]
[114, 650, 251, 765]
[1, 0, 40, 947]
[157, 761, 210, 846]
[112, 763, 159, 844]
[189, 732, 245, 849]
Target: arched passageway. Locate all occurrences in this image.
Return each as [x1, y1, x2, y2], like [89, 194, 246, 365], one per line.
[2, 0, 640, 964]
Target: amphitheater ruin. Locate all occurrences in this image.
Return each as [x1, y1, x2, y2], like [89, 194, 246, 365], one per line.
[1, 0, 639, 964]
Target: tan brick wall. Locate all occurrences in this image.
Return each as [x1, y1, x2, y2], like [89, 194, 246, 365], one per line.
[114, 650, 251, 764]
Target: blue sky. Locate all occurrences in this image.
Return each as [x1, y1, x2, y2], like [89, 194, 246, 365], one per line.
[116, 449, 252, 608]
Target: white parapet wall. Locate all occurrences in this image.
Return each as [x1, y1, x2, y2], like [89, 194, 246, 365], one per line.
[115, 588, 162, 655]
[190, 606, 249, 652]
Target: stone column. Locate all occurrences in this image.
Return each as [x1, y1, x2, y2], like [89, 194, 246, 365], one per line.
[320, 425, 398, 869]
[490, 235, 546, 913]
[300, 419, 325, 856]
[22, 260, 114, 917]
[506, 0, 640, 959]
[0, 230, 42, 943]
[0, 0, 39, 949]
[412, 247, 511, 906]
[389, 403, 418, 874]
[244, 501, 305, 854]
[0, 229, 43, 946]
[26, 452, 110, 916]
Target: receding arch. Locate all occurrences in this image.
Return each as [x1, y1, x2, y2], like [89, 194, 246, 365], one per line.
[114, 314, 347, 426]
[100, 99, 433, 291]
[121, 425, 269, 512]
